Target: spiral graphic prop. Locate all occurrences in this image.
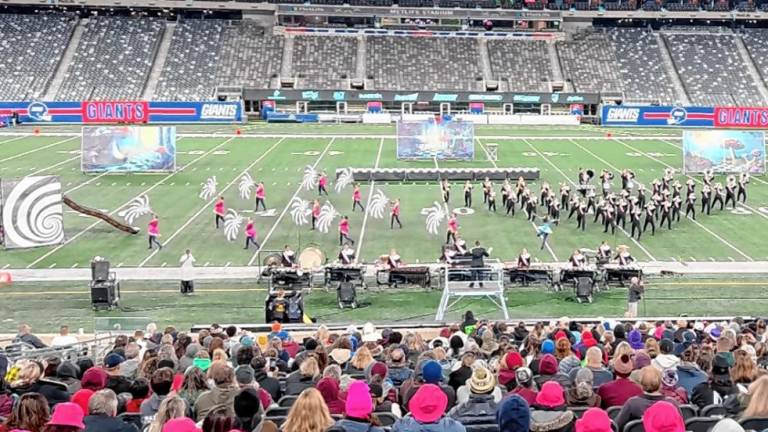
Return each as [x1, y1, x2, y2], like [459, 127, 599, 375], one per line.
[1, 176, 65, 249]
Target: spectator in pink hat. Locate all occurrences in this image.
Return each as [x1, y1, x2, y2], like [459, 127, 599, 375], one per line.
[161, 418, 201, 432]
[642, 401, 685, 432]
[393, 384, 465, 432]
[531, 381, 574, 432]
[45, 402, 85, 432]
[332, 381, 385, 432]
[575, 408, 613, 432]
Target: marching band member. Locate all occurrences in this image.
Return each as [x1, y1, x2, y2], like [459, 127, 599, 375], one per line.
[685, 191, 696, 220]
[738, 172, 749, 203]
[318, 171, 329, 195]
[455, 236, 468, 255]
[214, 196, 225, 229]
[636, 184, 647, 209]
[597, 241, 612, 262]
[659, 199, 673, 230]
[488, 188, 497, 212]
[703, 168, 715, 187]
[725, 175, 737, 209]
[576, 201, 588, 231]
[352, 184, 364, 212]
[560, 182, 571, 210]
[525, 196, 538, 221]
[712, 182, 725, 211]
[440, 245, 457, 265]
[663, 168, 675, 189]
[501, 179, 511, 208]
[390, 198, 402, 229]
[578, 168, 592, 196]
[446, 213, 458, 244]
[339, 215, 354, 246]
[616, 197, 628, 229]
[281, 245, 296, 267]
[311, 199, 321, 231]
[517, 248, 531, 268]
[515, 177, 526, 202]
[338, 243, 355, 265]
[586, 187, 597, 214]
[387, 249, 402, 269]
[505, 190, 517, 216]
[569, 249, 587, 268]
[643, 202, 656, 236]
[600, 170, 613, 197]
[621, 169, 635, 191]
[441, 178, 451, 204]
[685, 179, 695, 197]
[550, 201, 561, 224]
[615, 246, 634, 266]
[603, 203, 616, 235]
[701, 184, 712, 215]
[672, 181, 682, 199]
[672, 193, 682, 223]
[244, 218, 260, 250]
[464, 180, 473, 208]
[540, 182, 551, 206]
[255, 182, 266, 211]
[482, 177, 492, 204]
[630, 203, 643, 240]
[567, 196, 580, 219]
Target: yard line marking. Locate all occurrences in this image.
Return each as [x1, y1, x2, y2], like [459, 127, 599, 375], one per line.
[0, 137, 77, 164]
[27, 137, 235, 268]
[567, 138, 657, 261]
[690, 257, 696, 261]
[71, 263, 78, 268]
[138, 138, 285, 267]
[48, 263, 56, 268]
[117, 262, 124, 267]
[2, 264, 9, 269]
[728, 257, 735, 261]
[28, 155, 79, 176]
[225, 262, 231, 267]
[355, 138, 385, 259]
[248, 138, 336, 266]
[204, 262, 210, 267]
[479, 138, 559, 261]
[161, 262, 167, 267]
[0, 135, 28, 147]
[616, 138, 768, 222]
[660, 139, 768, 186]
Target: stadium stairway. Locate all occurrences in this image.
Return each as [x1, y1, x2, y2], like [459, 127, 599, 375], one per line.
[734, 34, 768, 104]
[655, 32, 690, 105]
[478, 38, 494, 84]
[355, 35, 366, 84]
[44, 18, 85, 100]
[547, 41, 569, 92]
[142, 22, 176, 100]
[280, 34, 294, 82]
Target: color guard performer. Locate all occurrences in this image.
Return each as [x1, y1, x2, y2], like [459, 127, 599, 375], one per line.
[311, 199, 321, 230]
[339, 216, 354, 245]
[255, 182, 266, 211]
[244, 218, 260, 250]
[352, 184, 365, 212]
[318, 171, 329, 195]
[390, 198, 402, 229]
[147, 214, 162, 250]
[446, 213, 458, 244]
[536, 217, 556, 251]
[214, 196, 225, 229]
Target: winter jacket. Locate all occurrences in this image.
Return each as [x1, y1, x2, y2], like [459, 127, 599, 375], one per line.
[691, 381, 739, 408]
[530, 408, 575, 432]
[253, 370, 282, 402]
[194, 385, 239, 421]
[0, 393, 13, 418]
[448, 366, 472, 391]
[331, 419, 386, 432]
[139, 393, 168, 420]
[676, 363, 708, 397]
[614, 393, 679, 432]
[534, 373, 572, 390]
[284, 372, 317, 396]
[568, 367, 613, 388]
[652, 354, 681, 370]
[10, 380, 70, 408]
[388, 366, 414, 387]
[597, 377, 643, 408]
[510, 386, 538, 406]
[84, 414, 139, 432]
[392, 415, 467, 432]
[661, 386, 688, 404]
[448, 393, 497, 426]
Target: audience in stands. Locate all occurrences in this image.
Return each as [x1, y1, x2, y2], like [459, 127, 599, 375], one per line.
[4, 316, 768, 432]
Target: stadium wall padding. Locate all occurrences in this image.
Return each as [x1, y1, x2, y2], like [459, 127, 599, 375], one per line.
[601, 105, 768, 128]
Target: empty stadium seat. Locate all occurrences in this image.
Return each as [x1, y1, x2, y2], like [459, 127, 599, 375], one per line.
[685, 417, 720, 432]
[738, 417, 768, 431]
[293, 35, 357, 89]
[217, 21, 283, 90]
[556, 31, 625, 94]
[487, 39, 552, 92]
[700, 404, 727, 418]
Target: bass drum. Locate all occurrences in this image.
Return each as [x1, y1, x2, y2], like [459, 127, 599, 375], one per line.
[298, 247, 326, 270]
[263, 253, 282, 267]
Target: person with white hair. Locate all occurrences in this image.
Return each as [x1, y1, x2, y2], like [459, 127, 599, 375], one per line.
[627, 277, 644, 318]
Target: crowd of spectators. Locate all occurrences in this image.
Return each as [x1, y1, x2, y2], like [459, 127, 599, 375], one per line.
[2, 315, 768, 432]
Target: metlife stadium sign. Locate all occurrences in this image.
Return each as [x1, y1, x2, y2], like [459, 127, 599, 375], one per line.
[601, 105, 768, 129]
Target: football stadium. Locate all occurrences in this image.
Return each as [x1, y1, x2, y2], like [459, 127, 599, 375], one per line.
[2, 3, 768, 432]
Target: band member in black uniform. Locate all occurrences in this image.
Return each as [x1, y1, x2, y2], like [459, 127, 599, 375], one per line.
[616, 197, 628, 229]
[643, 203, 657, 236]
[672, 181, 682, 200]
[482, 177, 492, 204]
[577, 168, 592, 197]
[501, 180, 511, 208]
[725, 175, 737, 209]
[540, 182, 550, 207]
[519, 187, 530, 212]
[505, 191, 517, 216]
[338, 243, 355, 264]
[600, 170, 614, 197]
[701, 185, 712, 215]
[525, 197, 538, 221]
[663, 168, 675, 190]
[544, 191, 555, 214]
[703, 168, 715, 187]
[281, 245, 296, 267]
[659, 199, 673, 230]
[464, 180, 473, 208]
[568, 196, 580, 219]
[685, 191, 696, 220]
[593, 199, 605, 224]
[387, 249, 402, 269]
[651, 191, 662, 220]
[560, 183, 571, 210]
[517, 248, 531, 268]
[603, 203, 616, 234]
[651, 178, 661, 196]
[550, 201, 561, 224]
[738, 173, 749, 203]
[576, 201, 588, 231]
[455, 236, 468, 255]
[515, 177, 526, 203]
[672, 194, 682, 223]
[441, 179, 451, 204]
[637, 184, 647, 209]
[630, 204, 643, 240]
[713, 183, 725, 211]
[586, 188, 597, 214]
[685, 179, 695, 197]
[569, 249, 587, 267]
[488, 188, 497, 212]
[597, 241, 612, 263]
[615, 246, 634, 266]
[621, 169, 635, 191]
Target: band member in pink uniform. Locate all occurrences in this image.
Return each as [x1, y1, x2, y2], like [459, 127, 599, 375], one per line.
[352, 184, 365, 212]
[244, 218, 260, 249]
[446, 213, 458, 244]
[148, 214, 162, 250]
[214, 196, 225, 228]
[318, 171, 329, 196]
[390, 198, 402, 229]
[339, 215, 354, 245]
[255, 182, 266, 211]
[311, 199, 321, 231]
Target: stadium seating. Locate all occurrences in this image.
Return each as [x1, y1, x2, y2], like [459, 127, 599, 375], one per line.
[216, 21, 283, 90]
[556, 31, 625, 94]
[605, 28, 679, 105]
[664, 33, 765, 106]
[0, 14, 76, 101]
[741, 28, 768, 91]
[487, 39, 552, 92]
[292, 35, 357, 89]
[365, 35, 483, 91]
[154, 20, 227, 101]
[56, 16, 164, 101]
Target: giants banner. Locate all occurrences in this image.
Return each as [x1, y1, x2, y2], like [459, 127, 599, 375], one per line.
[0, 101, 244, 124]
[603, 105, 768, 129]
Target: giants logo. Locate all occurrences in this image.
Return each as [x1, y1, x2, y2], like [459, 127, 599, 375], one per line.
[200, 104, 238, 120]
[605, 108, 640, 122]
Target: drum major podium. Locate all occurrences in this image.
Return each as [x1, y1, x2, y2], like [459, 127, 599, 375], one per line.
[435, 262, 508, 321]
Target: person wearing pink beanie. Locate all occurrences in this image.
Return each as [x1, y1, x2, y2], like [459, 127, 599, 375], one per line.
[531, 382, 574, 432]
[642, 401, 685, 432]
[575, 408, 613, 432]
[393, 384, 465, 432]
[162, 417, 201, 432]
[332, 381, 385, 432]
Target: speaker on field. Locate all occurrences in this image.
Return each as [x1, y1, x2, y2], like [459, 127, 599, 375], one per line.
[91, 259, 110, 282]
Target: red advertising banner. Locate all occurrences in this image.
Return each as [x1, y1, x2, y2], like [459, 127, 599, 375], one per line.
[81, 101, 149, 123]
[713, 107, 768, 129]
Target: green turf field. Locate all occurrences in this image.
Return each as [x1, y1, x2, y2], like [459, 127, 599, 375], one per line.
[1, 278, 768, 333]
[2, 123, 768, 269]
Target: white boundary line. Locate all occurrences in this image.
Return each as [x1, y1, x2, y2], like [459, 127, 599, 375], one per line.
[0, 135, 28, 146]
[29, 155, 79, 176]
[659, 138, 768, 186]
[0, 136, 77, 163]
[612, 138, 754, 261]
[247, 138, 336, 266]
[355, 138, 385, 259]
[566, 139, 658, 261]
[616, 138, 768, 221]
[138, 137, 285, 267]
[477, 137, 559, 261]
[26, 137, 235, 268]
